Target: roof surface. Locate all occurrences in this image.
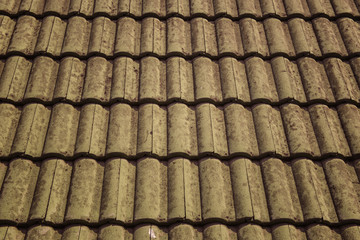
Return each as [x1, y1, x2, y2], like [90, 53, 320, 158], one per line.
[1, 0, 360, 239]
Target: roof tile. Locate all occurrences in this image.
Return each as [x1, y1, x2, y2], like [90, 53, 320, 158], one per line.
[44, 0, 70, 16]
[140, 17, 166, 56]
[214, 0, 238, 17]
[142, 0, 166, 17]
[68, 0, 94, 16]
[306, 0, 335, 17]
[0, 15, 15, 55]
[236, 0, 262, 17]
[88, 17, 116, 56]
[283, 0, 311, 17]
[190, 0, 214, 17]
[337, 18, 360, 55]
[215, 18, 243, 56]
[337, 104, 360, 155]
[114, 17, 141, 56]
[331, 0, 360, 16]
[0, 103, 20, 157]
[260, 0, 287, 18]
[190, 18, 217, 56]
[94, 0, 118, 16]
[239, 18, 269, 57]
[166, 17, 191, 56]
[167, 0, 190, 17]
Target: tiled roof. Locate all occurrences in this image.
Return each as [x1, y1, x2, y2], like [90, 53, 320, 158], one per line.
[2, 0, 360, 239]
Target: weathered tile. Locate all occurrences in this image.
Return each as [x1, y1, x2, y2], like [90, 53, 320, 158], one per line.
[111, 57, 139, 102]
[341, 225, 360, 240]
[53, 57, 86, 103]
[133, 225, 167, 240]
[88, 17, 116, 56]
[82, 57, 112, 102]
[62, 226, 97, 240]
[29, 159, 72, 224]
[312, 17, 348, 56]
[98, 225, 133, 240]
[168, 158, 201, 222]
[106, 103, 138, 156]
[134, 158, 167, 222]
[68, 0, 94, 16]
[283, 0, 311, 17]
[309, 104, 351, 156]
[24, 56, 59, 102]
[239, 18, 269, 57]
[0, 56, 32, 102]
[140, 17, 166, 56]
[193, 57, 222, 102]
[169, 224, 202, 240]
[280, 104, 320, 157]
[35, 16, 67, 57]
[306, 224, 342, 240]
[337, 18, 360, 55]
[166, 17, 191, 56]
[297, 57, 335, 103]
[0, 159, 39, 223]
[199, 158, 235, 222]
[166, 57, 194, 102]
[196, 104, 228, 156]
[252, 104, 289, 156]
[245, 57, 278, 103]
[0, 15, 16, 55]
[139, 57, 166, 102]
[238, 224, 271, 240]
[65, 158, 103, 223]
[137, 104, 167, 156]
[0, 161, 7, 190]
[264, 18, 295, 57]
[167, 103, 198, 156]
[94, 0, 118, 16]
[190, 0, 214, 16]
[224, 104, 259, 157]
[350, 57, 360, 86]
[261, 158, 303, 222]
[0, 103, 21, 157]
[61, 16, 91, 57]
[260, 0, 286, 17]
[166, 0, 190, 17]
[272, 224, 307, 240]
[115, 17, 141, 55]
[215, 18, 243, 56]
[236, 0, 262, 17]
[0, 0, 21, 14]
[143, 0, 166, 16]
[337, 104, 360, 155]
[191, 18, 218, 56]
[100, 158, 136, 223]
[43, 0, 70, 15]
[0, 226, 25, 240]
[19, 0, 45, 15]
[230, 158, 269, 222]
[26, 226, 62, 240]
[75, 104, 109, 157]
[292, 158, 338, 222]
[203, 224, 237, 240]
[331, 0, 359, 16]
[288, 18, 321, 57]
[306, 0, 335, 17]
[219, 57, 250, 102]
[7, 15, 40, 55]
[43, 103, 80, 157]
[324, 58, 360, 102]
[271, 57, 306, 103]
[213, 0, 238, 17]
[11, 104, 51, 157]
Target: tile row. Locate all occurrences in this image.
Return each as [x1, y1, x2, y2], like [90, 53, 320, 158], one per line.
[1, 157, 360, 225]
[2, 55, 360, 105]
[1, 0, 359, 19]
[1, 15, 360, 58]
[1, 102, 360, 159]
[1, 223, 360, 240]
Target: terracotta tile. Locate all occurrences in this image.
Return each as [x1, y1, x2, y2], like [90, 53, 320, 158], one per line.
[94, 0, 118, 16]
[264, 18, 295, 57]
[245, 57, 279, 103]
[134, 158, 167, 223]
[191, 18, 218, 56]
[261, 158, 303, 222]
[215, 18, 243, 56]
[140, 17, 166, 56]
[213, 0, 238, 17]
[61, 16, 91, 57]
[283, 0, 311, 17]
[337, 18, 360, 55]
[43, 0, 70, 15]
[65, 158, 103, 223]
[166, 17, 192, 56]
[68, 0, 94, 16]
[118, 0, 142, 16]
[288, 18, 321, 57]
[166, 57, 194, 102]
[0, 56, 32, 102]
[111, 57, 139, 102]
[0, 159, 40, 224]
[53, 57, 86, 103]
[106, 103, 138, 156]
[142, 0, 166, 17]
[139, 56, 166, 102]
[88, 17, 116, 56]
[331, 0, 360, 16]
[0, 15, 16, 55]
[190, 0, 214, 16]
[230, 158, 269, 222]
[0, 104, 21, 157]
[271, 57, 306, 103]
[236, 0, 262, 17]
[219, 57, 250, 103]
[280, 104, 321, 157]
[43, 103, 80, 157]
[239, 18, 269, 57]
[10, 104, 51, 157]
[137, 104, 167, 157]
[29, 159, 72, 224]
[100, 158, 136, 223]
[7, 15, 41, 55]
[167, 103, 198, 156]
[224, 104, 259, 157]
[337, 104, 360, 155]
[203, 224, 237, 239]
[114, 17, 141, 55]
[82, 57, 112, 102]
[166, 0, 190, 17]
[35, 16, 67, 57]
[0, 0, 21, 14]
[312, 17, 348, 56]
[309, 104, 351, 156]
[196, 103, 228, 156]
[75, 104, 109, 157]
[297, 57, 335, 103]
[238, 224, 271, 240]
[306, 0, 335, 17]
[260, 0, 286, 17]
[24, 56, 59, 102]
[193, 57, 222, 102]
[168, 158, 201, 222]
[199, 158, 235, 222]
